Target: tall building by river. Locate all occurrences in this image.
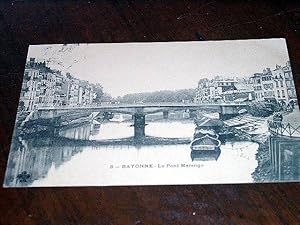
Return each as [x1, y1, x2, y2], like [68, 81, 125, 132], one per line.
[20, 68, 40, 111]
[19, 58, 96, 111]
[272, 62, 297, 104]
[195, 61, 297, 105]
[249, 61, 296, 105]
[194, 78, 238, 102]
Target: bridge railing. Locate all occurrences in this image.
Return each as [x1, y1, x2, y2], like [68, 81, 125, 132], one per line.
[268, 120, 300, 137]
[37, 102, 248, 110]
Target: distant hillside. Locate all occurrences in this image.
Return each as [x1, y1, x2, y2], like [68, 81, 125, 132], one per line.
[119, 88, 196, 103]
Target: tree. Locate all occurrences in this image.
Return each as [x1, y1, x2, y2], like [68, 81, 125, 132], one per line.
[101, 93, 113, 102]
[248, 102, 273, 117]
[118, 88, 196, 103]
[92, 83, 104, 103]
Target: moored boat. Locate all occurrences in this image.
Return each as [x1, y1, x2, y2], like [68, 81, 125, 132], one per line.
[194, 117, 224, 131]
[190, 134, 221, 151]
[194, 128, 219, 139]
[191, 149, 221, 161]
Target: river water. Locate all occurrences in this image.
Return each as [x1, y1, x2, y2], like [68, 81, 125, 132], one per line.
[4, 116, 261, 187]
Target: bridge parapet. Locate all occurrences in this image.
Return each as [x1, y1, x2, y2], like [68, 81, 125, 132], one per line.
[37, 102, 248, 111]
[35, 102, 248, 121]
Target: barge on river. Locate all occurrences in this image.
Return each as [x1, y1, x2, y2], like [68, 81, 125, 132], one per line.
[191, 117, 223, 161]
[190, 132, 221, 161]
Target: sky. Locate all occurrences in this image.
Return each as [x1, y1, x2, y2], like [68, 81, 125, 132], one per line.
[27, 39, 290, 97]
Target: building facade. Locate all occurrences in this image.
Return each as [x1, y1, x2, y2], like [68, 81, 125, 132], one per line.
[20, 68, 40, 111]
[261, 68, 274, 100]
[37, 71, 56, 106]
[18, 58, 97, 111]
[273, 62, 297, 105]
[195, 61, 296, 105]
[68, 79, 80, 105]
[222, 83, 254, 102]
[249, 63, 296, 105]
[249, 73, 264, 101]
[194, 78, 238, 103]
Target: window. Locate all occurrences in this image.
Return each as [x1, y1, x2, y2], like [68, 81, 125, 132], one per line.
[280, 80, 283, 87]
[277, 90, 280, 98]
[275, 81, 279, 87]
[263, 84, 271, 90]
[282, 90, 285, 98]
[285, 72, 290, 79]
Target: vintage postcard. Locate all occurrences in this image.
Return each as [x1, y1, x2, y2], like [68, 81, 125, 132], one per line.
[3, 39, 300, 187]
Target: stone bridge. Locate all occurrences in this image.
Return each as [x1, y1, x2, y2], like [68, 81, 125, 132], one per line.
[33, 102, 248, 139]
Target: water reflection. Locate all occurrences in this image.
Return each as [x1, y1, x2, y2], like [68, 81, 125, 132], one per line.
[88, 120, 196, 140]
[59, 124, 91, 140]
[146, 121, 196, 138]
[4, 119, 264, 187]
[29, 141, 259, 186]
[89, 122, 132, 140]
[4, 137, 84, 187]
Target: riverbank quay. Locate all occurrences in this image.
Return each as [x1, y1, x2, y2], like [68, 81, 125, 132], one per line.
[252, 142, 276, 182]
[275, 106, 300, 137]
[215, 114, 269, 145]
[15, 110, 97, 137]
[223, 107, 299, 140]
[224, 114, 268, 135]
[282, 105, 300, 125]
[252, 108, 300, 182]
